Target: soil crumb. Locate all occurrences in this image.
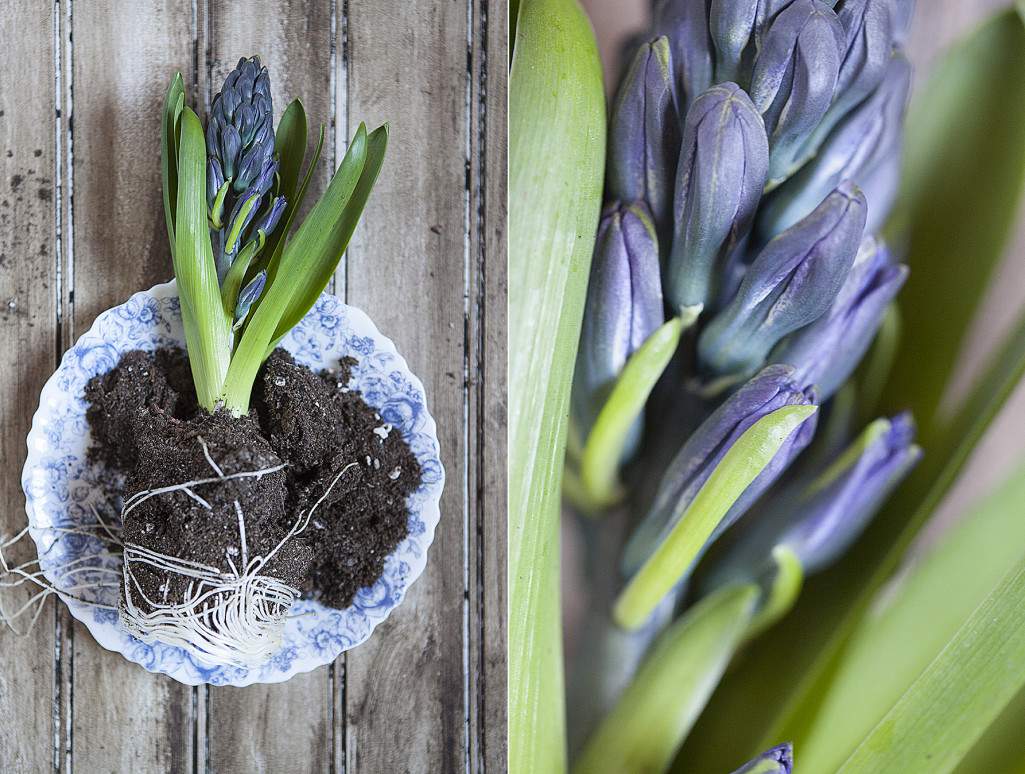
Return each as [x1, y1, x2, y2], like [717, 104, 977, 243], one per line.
[85, 347, 422, 611]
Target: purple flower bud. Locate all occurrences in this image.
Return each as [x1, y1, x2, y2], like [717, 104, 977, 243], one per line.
[704, 413, 919, 595]
[608, 37, 681, 238]
[708, 0, 793, 86]
[573, 202, 665, 438]
[652, 0, 713, 112]
[750, 0, 846, 184]
[207, 157, 224, 209]
[668, 83, 769, 313]
[699, 182, 867, 378]
[254, 195, 287, 237]
[623, 365, 818, 574]
[234, 270, 267, 326]
[771, 237, 907, 398]
[783, 412, 919, 570]
[731, 743, 794, 774]
[220, 124, 242, 180]
[758, 56, 911, 241]
[806, 0, 903, 152]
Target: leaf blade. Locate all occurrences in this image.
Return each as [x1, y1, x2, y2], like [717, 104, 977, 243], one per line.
[574, 584, 759, 774]
[509, 0, 606, 771]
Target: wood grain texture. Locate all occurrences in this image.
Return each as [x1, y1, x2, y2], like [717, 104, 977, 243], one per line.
[0, 3, 57, 771]
[469, 1, 508, 770]
[198, 3, 336, 772]
[344, 1, 472, 771]
[68, 3, 196, 773]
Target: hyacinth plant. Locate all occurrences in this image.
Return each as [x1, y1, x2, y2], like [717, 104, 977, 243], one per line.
[512, 0, 1025, 772]
[163, 56, 387, 416]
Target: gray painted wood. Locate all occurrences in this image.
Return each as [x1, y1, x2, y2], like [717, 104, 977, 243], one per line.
[0, 4, 58, 771]
[68, 3, 196, 772]
[343, 0, 474, 770]
[0, 1, 506, 772]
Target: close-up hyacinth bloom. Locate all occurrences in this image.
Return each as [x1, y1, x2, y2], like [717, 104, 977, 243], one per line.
[558, 0, 932, 771]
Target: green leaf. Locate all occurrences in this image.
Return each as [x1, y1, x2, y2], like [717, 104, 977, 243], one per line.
[573, 584, 758, 774]
[798, 464, 1025, 771]
[259, 99, 308, 270]
[509, 0, 606, 771]
[883, 8, 1025, 441]
[220, 123, 378, 413]
[613, 404, 818, 631]
[270, 123, 384, 344]
[252, 124, 326, 287]
[173, 106, 232, 410]
[837, 533, 1025, 771]
[579, 314, 691, 509]
[160, 72, 185, 255]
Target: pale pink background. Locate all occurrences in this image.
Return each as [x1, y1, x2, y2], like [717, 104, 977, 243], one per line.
[580, 0, 1025, 541]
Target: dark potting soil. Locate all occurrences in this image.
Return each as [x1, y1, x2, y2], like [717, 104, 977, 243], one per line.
[84, 347, 422, 611]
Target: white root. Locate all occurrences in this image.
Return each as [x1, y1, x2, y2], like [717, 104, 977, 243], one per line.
[1, 524, 120, 636]
[119, 438, 355, 669]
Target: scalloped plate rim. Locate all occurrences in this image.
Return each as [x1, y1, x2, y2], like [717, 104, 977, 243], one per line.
[21, 279, 444, 686]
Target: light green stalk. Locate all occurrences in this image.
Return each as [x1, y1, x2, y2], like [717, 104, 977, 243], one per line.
[509, 1, 605, 771]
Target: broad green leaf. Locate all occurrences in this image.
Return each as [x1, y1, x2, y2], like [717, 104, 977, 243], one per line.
[613, 405, 817, 631]
[259, 98, 308, 268]
[676, 14, 1025, 768]
[955, 684, 1025, 774]
[270, 123, 385, 344]
[574, 584, 758, 774]
[160, 72, 185, 255]
[173, 106, 232, 410]
[837, 539, 1025, 772]
[799, 464, 1025, 771]
[883, 9, 1025, 441]
[220, 123, 377, 413]
[580, 314, 691, 509]
[509, 1, 605, 771]
[251, 124, 326, 287]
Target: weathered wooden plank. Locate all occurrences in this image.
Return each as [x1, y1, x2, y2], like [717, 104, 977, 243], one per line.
[199, 3, 336, 772]
[69, 3, 195, 771]
[468, 1, 508, 771]
[343, 1, 471, 771]
[0, 3, 58, 772]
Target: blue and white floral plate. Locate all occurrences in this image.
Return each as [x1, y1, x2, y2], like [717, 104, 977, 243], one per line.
[21, 281, 444, 686]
